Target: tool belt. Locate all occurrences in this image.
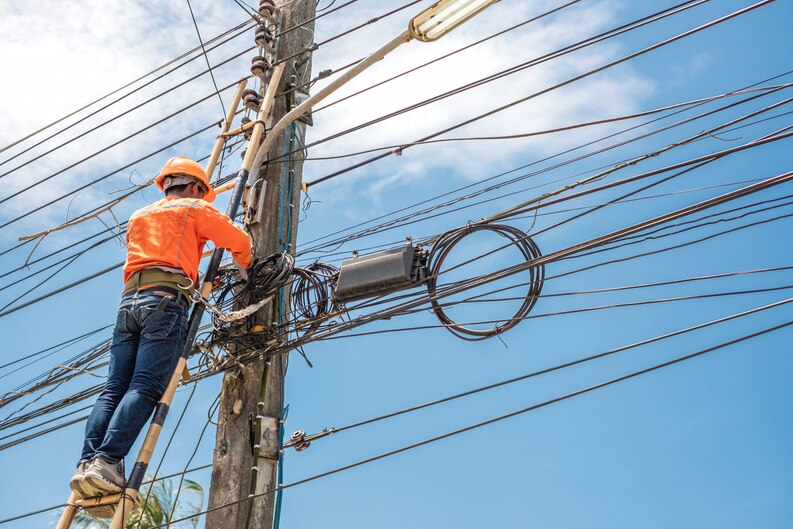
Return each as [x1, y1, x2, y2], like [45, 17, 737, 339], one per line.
[123, 268, 195, 306]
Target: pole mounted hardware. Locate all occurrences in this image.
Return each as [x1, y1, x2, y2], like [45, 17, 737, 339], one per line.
[259, 0, 276, 19]
[243, 179, 268, 227]
[243, 89, 263, 113]
[255, 25, 275, 51]
[251, 55, 272, 80]
[286, 427, 337, 451]
[332, 243, 429, 303]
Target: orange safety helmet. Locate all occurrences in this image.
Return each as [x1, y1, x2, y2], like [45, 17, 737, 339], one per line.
[154, 156, 216, 202]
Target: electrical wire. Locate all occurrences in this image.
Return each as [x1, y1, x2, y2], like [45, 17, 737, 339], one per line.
[277, 0, 711, 169]
[313, 0, 584, 114]
[295, 72, 793, 255]
[154, 318, 793, 528]
[186, 0, 228, 118]
[286, 295, 793, 442]
[305, 0, 774, 188]
[0, 20, 254, 157]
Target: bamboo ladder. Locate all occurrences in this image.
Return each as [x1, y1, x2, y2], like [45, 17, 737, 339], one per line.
[56, 62, 286, 529]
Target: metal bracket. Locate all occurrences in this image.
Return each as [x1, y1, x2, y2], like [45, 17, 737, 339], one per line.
[285, 427, 336, 451]
[244, 179, 268, 228]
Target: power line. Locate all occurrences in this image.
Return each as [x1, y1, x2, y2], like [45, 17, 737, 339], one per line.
[3, 128, 789, 321]
[300, 85, 793, 162]
[312, 0, 585, 114]
[272, 0, 425, 67]
[158, 318, 793, 528]
[0, 78, 242, 212]
[290, 295, 793, 441]
[305, 0, 775, 188]
[186, 0, 228, 118]
[0, 0, 361, 164]
[284, 0, 710, 169]
[255, 169, 793, 354]
[0, 19, 254, 157]
[3, 294, 790, 523]
[298, 100, 793, 258]
[0, 119, 223, 232]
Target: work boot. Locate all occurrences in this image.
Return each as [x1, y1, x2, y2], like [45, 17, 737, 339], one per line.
[81, 457, 125, 497]
[68, 459, 92, 499]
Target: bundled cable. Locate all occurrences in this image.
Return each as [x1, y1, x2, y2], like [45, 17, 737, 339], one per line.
[426, 224, 544, 341]
[204, 254, 338, 352]
[291, 262, 339, 338]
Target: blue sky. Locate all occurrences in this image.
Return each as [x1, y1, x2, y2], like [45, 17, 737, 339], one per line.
[0, 0, 792, 528]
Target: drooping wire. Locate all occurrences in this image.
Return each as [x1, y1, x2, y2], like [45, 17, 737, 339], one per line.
[185, 0, 228, 118]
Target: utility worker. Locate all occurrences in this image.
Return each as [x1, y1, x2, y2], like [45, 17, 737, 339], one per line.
[69, 156, 252, 498]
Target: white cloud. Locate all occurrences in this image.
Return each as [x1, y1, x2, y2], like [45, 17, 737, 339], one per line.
[0, 0, 654, 246]
[303, 0, 655, 203]
[0, 0, 249, 239]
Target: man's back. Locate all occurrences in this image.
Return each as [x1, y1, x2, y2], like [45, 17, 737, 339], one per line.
[125, 196, 251, 284]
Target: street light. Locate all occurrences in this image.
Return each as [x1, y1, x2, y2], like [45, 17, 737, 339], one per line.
[242, 0, 501, 192]
[410, 0, 500, 42]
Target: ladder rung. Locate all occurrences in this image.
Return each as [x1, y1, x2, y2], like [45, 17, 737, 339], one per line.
[74, 493, 123, 507]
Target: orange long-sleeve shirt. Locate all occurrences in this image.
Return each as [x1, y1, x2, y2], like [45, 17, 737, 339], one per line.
[124, 197, 252, 284]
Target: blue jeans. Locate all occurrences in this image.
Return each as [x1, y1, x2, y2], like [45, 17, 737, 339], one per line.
[81, 291, 188, 462]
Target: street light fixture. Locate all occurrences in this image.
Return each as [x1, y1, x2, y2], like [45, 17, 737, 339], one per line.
[410, 0, 501, 42]
[243, 0, 501, 192]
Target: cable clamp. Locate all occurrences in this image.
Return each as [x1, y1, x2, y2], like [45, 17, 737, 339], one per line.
[284, 427, 336, 451]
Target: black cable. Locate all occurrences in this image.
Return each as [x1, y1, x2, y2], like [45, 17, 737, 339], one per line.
[0, 325, 110, 372]
[0, 261, 122, 319]
[283, 0, 710, 169]
[427, 224, 544, 341]
[297, 71, 793, 255]
[313, 0, 584, 114]
[0, 78, 242, 215]
[186, 0, 228, 118]
[296, 295, 793, 439]
[0, 20, 254, 158]
[5, 302, 791, 524]
[305, 0, 771, 188]
[325, 285, 793, 341]
[0, 119, 220, 232]
[0, 405, 92, 444]
[256, 169, 793, 352]
[158, 318, 793, 528]
[230, 0, 259, 18]
[0, 42, 253, 179]
[298, 96, 793, 258]
[273, 0, 424, 67]
[274, 0, 357, 38]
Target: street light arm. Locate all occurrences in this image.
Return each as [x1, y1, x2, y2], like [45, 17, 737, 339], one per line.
[248, 28, 412, 187]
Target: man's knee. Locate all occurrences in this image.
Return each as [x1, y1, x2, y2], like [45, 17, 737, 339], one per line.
[127, 378, 167, 402]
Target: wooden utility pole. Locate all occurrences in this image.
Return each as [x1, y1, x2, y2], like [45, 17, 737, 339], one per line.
[205, 1, 316, 527]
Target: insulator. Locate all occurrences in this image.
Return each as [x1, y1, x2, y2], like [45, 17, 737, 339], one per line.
[290, 429, 311, 451]
[243, 90, 261, 113]
[241, 116, 253, 140]
[259, 0, 275, 17]
[255, 25, 273, 48]
[250, 55, 271, 80]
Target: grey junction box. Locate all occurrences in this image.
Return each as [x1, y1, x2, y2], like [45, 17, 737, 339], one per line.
[332, 244, 428, 303]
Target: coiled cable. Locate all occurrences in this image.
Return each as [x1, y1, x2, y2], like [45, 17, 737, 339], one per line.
[426, 224, 544, 341]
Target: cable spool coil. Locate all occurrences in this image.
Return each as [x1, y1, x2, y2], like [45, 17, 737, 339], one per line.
[426, 223, 544, 341]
